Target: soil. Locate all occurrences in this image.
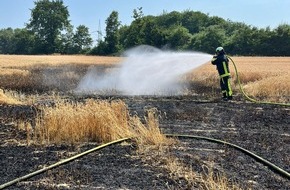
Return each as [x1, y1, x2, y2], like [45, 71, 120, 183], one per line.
[0, 94, 289, 190]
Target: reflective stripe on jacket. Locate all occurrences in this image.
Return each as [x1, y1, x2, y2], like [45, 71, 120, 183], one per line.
[211, 54, 230, 77]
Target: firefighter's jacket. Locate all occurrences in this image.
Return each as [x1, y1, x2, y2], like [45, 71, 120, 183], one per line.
[211, 54, 230, 78]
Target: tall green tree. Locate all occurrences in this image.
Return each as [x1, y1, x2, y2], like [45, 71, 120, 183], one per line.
[271, 24, 290, 56]
[190, 25, 226, 53]
[0, 28, 35, 54]
[121, 21, 143, 48]
[254, 27, 274, 56]
[0, 28, 15, 54]
[142, 17, 165, 48]
[73, 25, 93, 53]
[119, 8, 145, 49]
[58, 25, 75, 54]
[104, 11, 121, 55]
[166, 25, 192, 50]
[13, 28, 35, 54]
[225, 25, 258, 55]
[156, 11, 182, 29]
[27, 0, 70, 54]
[180, 11, 208, 34]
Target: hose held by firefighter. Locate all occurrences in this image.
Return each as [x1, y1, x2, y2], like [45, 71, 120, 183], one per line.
[211, 47, 233, 101]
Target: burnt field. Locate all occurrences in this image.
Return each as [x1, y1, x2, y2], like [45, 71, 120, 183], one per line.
[0, 54, 289, 189]
[0, 94, 289, 190]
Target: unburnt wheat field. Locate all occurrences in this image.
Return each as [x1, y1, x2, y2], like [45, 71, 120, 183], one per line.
[0, 50, 289, 190]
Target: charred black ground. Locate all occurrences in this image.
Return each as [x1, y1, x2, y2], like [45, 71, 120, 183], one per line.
[0, 94, 289, 190]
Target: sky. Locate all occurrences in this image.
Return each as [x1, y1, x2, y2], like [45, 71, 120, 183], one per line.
[1, 0, 290, 42]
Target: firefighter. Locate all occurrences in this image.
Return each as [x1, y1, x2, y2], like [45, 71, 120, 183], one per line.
[211, 47, 233, 101]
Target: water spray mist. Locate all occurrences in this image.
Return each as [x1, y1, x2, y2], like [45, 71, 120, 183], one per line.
[76, 45, 212, 95]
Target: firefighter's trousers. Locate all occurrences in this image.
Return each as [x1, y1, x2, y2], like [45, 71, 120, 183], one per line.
[220, 76, 232, 98]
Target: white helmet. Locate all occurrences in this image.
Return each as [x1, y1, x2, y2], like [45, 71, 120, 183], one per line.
[216, 47, 225, 54]
[216, 46, 223, 52]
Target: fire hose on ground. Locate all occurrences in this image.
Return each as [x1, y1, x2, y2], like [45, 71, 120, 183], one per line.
[0, 138, 131, 189]
[0, 134, 289, 189]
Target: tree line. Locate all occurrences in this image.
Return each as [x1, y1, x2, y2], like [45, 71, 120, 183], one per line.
[1, 0, 290, 56]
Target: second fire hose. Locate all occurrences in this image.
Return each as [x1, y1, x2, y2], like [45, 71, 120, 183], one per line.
[1, 134, 289, 189]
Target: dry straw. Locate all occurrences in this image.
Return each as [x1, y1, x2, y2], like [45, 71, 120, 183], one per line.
[32, 99, 172, 146]
[0, 89, 23, 105]
[34, 99, 131, 144]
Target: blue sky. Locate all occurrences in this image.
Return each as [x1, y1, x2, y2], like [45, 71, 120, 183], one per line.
[1, 0, 290, 41]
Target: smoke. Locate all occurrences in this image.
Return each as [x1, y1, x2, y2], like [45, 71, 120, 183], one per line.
[75, 45, 212, 95]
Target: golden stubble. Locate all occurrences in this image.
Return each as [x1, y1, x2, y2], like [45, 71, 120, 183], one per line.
[0, 54, 122, 67]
